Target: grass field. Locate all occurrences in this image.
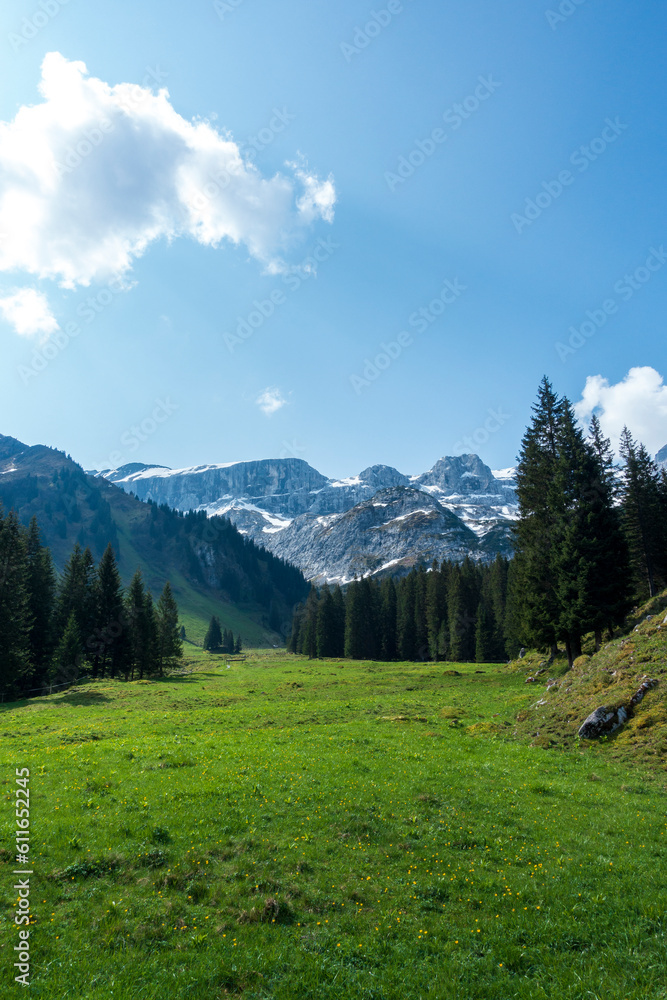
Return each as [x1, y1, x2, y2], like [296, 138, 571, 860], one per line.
[1, 650, 666, 999]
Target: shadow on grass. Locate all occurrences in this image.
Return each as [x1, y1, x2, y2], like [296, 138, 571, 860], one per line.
[58, 690, 115, 706]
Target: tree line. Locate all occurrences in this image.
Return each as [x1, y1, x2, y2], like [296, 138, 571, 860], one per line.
[0, 510, 183, 699]
[511, 378, 667, 664]
[288, 556, 510, 663]
[288, 378, 667, 666]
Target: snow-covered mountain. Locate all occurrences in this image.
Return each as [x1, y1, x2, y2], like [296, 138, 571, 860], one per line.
[90, 454, 518, 582]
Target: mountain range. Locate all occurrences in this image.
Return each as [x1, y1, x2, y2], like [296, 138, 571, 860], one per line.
[90, 454, 520, 583]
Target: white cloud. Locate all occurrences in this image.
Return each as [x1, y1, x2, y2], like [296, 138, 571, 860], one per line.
[0, 287, 59, 339]
[256, 387, 287, 417]
[0, 52, 335, 299]
[574, 366, 667, 457]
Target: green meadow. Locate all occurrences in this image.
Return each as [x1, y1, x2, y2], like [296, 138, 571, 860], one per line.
[1, 650, 666, 999]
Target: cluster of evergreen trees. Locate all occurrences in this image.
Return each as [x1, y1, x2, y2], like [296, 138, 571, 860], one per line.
[288, 556, 510, 663]
[288, 378, 667, 666]
[203, 616, 242, 654]
[511, 379, 667, 665]
[0, 509, 183, 699]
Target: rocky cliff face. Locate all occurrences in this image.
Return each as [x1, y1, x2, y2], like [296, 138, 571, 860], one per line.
[91, 453, 518, 582]
[99, 458, 329, 514]
[415, 454, 495, 493]
[262, 486, 480, 584]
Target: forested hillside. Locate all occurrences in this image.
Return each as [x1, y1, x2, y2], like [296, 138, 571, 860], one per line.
[0, 511, 182, 698]
[0, 435, 309, 646]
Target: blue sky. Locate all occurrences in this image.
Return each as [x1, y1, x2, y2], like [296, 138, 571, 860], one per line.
[0, 0, 666, 479]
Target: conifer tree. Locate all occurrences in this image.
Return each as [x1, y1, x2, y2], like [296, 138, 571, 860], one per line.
[582, 418, 634, 646]
[413, 568, 429, 659]
[125, 569, 152, 679]
[142, 592, 159, 679]
[93, 543, 126, 678]
[474, 601, 494, 662]
[234, 634, 242, 654]
[157, 581, 182, 672]
[316, 585, 339, 658]
[287, 604, 303, 653]
[397, 573, 417, 660]
[203, 615, 223, 652]
[620, 428, 667, 597]
[0, 508, 32, 697]
[360, 578, 380, 659]
[426, 565, 447, 661]
[446, 566, 465, 662]
[25, 516, 55, 686]
[54, 544, 96, 656]
[344, 580, 367, 659]
[300, 588, 320, 658]
[50, 612, 83, 686]
[503, 558, 523, 660]
[513, 377, 563, 653]
[331, 586, 346, 657]
[379, 577, 398, 660]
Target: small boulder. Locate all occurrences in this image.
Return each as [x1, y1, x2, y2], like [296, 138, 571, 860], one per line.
[519, 647, 526, 659]
[578, 705, 628, 740]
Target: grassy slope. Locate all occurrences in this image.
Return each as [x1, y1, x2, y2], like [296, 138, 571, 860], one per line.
[112, 517, 275, 649]
[0, 654, 665, 999]
[103, 484, 281, 649]
[511, 589, 667, 764]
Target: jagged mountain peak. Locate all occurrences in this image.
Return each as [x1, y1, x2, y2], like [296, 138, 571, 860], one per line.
[355, 465, 410, 488]
[415, 453, 496, 494]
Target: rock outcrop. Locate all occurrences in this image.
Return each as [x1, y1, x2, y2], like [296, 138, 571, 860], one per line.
[578, 678, 659, 739]
[261, 486, 479, 584]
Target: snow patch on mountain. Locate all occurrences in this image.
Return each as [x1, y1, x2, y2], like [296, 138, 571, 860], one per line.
[89, 453, 519, 581]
